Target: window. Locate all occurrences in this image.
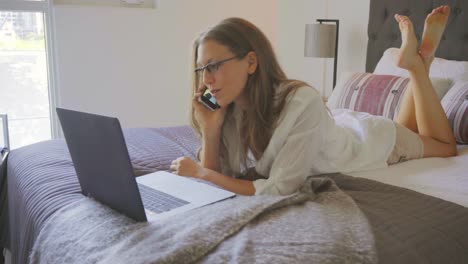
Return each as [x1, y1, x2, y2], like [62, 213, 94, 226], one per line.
[0, 0, 57, 149]
[53, 0, 157, 8]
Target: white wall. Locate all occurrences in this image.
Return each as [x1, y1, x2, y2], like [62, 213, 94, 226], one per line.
[53, 0, 277, 128]
[53, 0, 370, 129]
[276, 0, 370, 98]
[328, 0, 370, 89]
[276, 0, 327, 95]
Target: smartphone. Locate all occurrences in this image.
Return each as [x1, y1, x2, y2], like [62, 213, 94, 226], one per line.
[198, 88, 220, 111]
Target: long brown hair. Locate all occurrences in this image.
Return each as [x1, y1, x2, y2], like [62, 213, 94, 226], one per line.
[191, 17, 310, 173]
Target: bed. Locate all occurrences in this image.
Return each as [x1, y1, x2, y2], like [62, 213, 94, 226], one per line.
[1, 0, 468, 263]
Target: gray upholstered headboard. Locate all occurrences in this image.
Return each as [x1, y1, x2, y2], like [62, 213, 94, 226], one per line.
[366, 0, 468, 72]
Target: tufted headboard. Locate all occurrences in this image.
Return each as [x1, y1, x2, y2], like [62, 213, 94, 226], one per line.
[366, 0, 468, 72]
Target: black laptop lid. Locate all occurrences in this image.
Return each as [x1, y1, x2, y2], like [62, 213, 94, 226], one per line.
[56, 108, 147, 222]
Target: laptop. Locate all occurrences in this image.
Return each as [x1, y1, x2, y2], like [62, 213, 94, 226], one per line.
[56, 108, 235, 222]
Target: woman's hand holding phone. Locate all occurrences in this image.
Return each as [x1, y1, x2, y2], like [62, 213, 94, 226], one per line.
[193, 88, 227, 134]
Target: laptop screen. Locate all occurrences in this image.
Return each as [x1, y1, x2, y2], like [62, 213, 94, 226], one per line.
[56, 108, 147, 222]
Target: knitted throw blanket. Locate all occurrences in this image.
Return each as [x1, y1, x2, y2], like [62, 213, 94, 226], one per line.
[30, 176, 377, 264]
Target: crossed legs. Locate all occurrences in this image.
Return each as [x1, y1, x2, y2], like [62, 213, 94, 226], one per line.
[393, 6, 456, 158]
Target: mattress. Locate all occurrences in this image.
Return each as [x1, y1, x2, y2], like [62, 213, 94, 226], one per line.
[349, 145, 468, 207]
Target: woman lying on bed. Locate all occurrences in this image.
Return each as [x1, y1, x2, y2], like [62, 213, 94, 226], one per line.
[169, 5, 456, 196]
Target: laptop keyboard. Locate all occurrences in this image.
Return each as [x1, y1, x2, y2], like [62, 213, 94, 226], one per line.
[137, 184, 189, 214]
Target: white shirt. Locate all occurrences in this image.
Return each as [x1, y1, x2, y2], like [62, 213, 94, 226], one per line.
[223, 86, 397, 195]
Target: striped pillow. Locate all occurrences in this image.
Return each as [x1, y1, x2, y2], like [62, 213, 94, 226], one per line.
[441, 81, 468, 144]
[327, 72, 452, 120]
[327, 72, 409, 120]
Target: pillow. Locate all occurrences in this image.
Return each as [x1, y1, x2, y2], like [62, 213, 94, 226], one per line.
[374, 48, 468, 82]
[124, 126, 200, 175]
[327, 72, 452, 120]
[441, 81, 468, 144]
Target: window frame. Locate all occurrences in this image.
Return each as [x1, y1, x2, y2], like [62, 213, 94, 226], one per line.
[0, 0, 61, 139]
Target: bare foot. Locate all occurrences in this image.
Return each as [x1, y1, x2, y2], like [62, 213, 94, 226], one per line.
[419, 6, 450, 62]
[394, 14, 422, 71]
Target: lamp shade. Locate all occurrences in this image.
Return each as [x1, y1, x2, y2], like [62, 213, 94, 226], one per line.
[304, 23, 337, 58]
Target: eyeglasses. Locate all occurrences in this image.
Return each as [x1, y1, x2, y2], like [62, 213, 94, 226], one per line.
[194, 54, 243, 79]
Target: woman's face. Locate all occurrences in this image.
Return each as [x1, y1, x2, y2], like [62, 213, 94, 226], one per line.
[196, 40, 254, 108]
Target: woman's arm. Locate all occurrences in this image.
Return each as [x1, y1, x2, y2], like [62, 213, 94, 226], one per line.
[199, 167, 255, 196]
[199, 129, 222, 172]
[170, 156, 255, 196]
[191, 90, 228, 173]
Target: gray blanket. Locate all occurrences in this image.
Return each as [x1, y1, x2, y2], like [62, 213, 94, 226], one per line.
[29, 176, 377, 264]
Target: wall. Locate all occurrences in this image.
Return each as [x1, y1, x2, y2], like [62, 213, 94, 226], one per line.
[328, 0, 370, 90]
[276, 0, 327, 96]
[53, 0, 278, 128]
[53, 0, 371, 129]
[276, 0, 370, 98]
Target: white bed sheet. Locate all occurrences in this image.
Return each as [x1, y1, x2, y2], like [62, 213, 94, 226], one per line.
[349, 145, 468, 208]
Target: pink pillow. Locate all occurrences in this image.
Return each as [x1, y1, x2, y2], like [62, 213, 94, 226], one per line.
[327, 72, 410, 120]
[441, 81, 468, 144]
[328, 72, 453, 121]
